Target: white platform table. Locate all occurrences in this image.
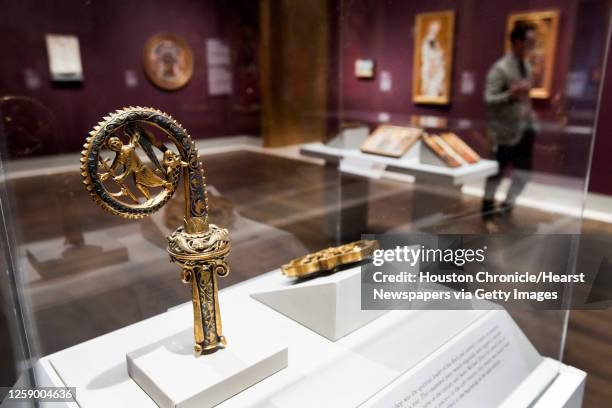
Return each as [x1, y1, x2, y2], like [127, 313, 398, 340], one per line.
[300, 141, 498, 233]
[301, 141, 498, 185]
[34, 268, 584, 408]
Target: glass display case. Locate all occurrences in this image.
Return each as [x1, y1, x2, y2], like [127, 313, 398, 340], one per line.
[0, 0, 611, 407]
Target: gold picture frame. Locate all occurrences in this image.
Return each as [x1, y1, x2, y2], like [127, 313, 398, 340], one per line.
[360, 125, 422, 158]
[412, 10, 455, 105]
[505, 9, 560, 99]
[143, 33, 194, 91]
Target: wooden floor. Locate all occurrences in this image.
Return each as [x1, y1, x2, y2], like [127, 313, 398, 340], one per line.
[1, 149, 611, 406]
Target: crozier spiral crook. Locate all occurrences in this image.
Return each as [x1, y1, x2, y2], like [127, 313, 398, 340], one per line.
[80, 106, 230, 355]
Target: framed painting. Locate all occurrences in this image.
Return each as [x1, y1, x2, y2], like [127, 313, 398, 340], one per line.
[412, 10, 455, 105]
[505, 10, 559, 99]
[143, 33, 194, 91]
[360, 125, 422, 158]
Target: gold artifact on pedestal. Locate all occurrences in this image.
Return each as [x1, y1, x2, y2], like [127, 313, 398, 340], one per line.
[281, 240, 379, 279]
[80, 107, 229, 356]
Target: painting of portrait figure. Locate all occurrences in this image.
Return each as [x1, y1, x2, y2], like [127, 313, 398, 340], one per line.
[413, 11, 455, 104]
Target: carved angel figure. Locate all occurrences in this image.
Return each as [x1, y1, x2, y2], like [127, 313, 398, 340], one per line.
[100, 125, 172, 200]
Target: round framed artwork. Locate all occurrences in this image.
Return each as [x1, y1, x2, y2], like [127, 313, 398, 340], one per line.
[143, 33, 194, 91]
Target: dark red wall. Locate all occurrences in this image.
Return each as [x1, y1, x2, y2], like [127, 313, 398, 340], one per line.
[588, 26, 612, 195]
[340, 0, 576, 120]
[337, 0, 610, 186]
[0, 0, 260, 156]
[2, 0, 612, 195]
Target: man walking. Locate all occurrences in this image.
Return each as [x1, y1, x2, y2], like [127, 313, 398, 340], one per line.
[482, 23, 538, 219]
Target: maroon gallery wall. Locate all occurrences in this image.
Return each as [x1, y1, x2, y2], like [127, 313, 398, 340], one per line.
[588, 37, 612, 196]
[337, 0, 610, 186]
[0, 0, 260, 157]
[2, 0, 612, 194]
[340, 0, 576, 120]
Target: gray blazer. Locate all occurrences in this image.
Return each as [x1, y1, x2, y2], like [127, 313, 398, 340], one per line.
[484, 53, 537, 146]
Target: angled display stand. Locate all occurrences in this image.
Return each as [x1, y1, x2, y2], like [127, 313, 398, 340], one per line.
[250, 265, 391, 341]
[33, 269, 584, 408]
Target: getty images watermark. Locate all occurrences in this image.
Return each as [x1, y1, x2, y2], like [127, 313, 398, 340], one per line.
[361, 234, 601, 310]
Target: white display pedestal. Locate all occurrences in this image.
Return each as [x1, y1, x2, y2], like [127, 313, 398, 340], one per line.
[251, 265, 391, 341]
[36, 269, 585, 408]
[127, 328, 287, 408]
[532, 364, 586, 408]
[300, 141, 498, 229]
[300, 141, 498, 185]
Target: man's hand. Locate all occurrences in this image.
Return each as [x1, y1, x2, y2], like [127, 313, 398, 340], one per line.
[509, 79, 531, 100]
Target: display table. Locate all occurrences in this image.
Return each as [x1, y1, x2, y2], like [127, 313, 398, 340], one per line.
[300, 142, 498, 235]
[34, 268, 584, 408]
[301, 142, 498, 185]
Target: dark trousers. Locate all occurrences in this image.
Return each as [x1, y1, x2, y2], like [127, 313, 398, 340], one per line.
[484, 129, 536, 206]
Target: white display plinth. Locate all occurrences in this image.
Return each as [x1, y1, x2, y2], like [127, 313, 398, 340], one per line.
[251, 266, 389, 341]
[127, 328, 287, 408]
[300, 141, 498, 185]
[39, 268, 586, 408]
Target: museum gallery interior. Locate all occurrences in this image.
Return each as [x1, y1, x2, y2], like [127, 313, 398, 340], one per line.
[1, 0, 612, 407]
